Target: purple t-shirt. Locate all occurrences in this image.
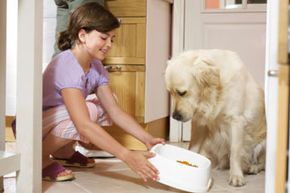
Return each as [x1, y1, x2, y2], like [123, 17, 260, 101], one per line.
[43, 50, 109, 110]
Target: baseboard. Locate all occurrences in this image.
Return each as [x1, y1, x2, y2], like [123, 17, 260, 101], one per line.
[106, 117, 169, 150]
[5, 116, 15, 128]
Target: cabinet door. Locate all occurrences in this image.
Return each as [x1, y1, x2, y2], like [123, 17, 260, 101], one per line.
[107, 65, 145, 122]
[104, 17, 146, 65]
[144, 0, 171, 122]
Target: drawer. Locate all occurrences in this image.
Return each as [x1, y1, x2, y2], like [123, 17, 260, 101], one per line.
[105, 0, 146, 17]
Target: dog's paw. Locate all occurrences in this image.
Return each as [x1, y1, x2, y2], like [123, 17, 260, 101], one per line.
[248, 164, 264, 174]
[228, 175, 246, 186]
[248, 165, 260, 174]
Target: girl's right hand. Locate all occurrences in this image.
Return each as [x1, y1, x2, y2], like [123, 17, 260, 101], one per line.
[122, 150, 159, 182]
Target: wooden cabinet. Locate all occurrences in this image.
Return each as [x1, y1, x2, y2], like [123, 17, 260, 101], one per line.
[104, 0, 171, 150]
[105, 17, 146, 65]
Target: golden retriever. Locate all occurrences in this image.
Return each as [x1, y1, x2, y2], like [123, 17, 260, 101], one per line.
[165, 49, 266, 186]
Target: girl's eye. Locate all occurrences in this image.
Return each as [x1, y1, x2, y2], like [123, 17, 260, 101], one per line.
[100, 34, 109, 40]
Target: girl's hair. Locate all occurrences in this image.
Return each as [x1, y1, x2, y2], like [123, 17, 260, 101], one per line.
[58, 2, 120, 51]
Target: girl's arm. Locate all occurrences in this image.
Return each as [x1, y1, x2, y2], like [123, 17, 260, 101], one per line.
[61, 88, 129, 160]
[61, 88, 159, 181]
[96, 85, 164, 149]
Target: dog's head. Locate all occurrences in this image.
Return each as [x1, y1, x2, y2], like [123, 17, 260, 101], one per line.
[165, 50, 221, 122]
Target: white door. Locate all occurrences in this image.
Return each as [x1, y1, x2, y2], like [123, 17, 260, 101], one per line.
[170, 0, 267, 141]
[185, 0, 266, 85]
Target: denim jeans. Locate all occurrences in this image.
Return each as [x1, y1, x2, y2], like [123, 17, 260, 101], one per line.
[53, 0, 105, 56]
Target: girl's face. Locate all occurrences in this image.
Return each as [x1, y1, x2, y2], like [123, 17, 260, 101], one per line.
[81, 29, 116, 61]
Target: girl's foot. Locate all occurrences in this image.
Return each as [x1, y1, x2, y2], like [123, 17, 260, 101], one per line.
[42, 162, 74, 182]
[51, 151, 96, 168]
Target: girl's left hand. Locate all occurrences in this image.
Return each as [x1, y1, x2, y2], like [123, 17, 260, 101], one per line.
[123, 150, 159, 182]
[145, 137, 165, 150]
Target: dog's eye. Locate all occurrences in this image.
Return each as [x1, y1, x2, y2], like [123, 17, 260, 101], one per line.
[177, 90, 187, 96]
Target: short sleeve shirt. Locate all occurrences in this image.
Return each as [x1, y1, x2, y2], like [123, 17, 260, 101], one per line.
[43, 50, 109, 110]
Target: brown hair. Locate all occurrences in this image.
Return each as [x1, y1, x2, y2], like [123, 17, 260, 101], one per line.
[58, 2, 120, 51]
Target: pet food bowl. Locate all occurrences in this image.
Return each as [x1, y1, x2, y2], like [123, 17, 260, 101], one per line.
[149, 144, 212, 193]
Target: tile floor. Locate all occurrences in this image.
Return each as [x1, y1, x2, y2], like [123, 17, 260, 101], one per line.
[3, 142, 265, 193]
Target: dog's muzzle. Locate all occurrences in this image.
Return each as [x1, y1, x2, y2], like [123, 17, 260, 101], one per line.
[172, 111, 183, 121]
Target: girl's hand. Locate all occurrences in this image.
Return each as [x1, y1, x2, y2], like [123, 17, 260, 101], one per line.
[145, 137, 165, 150]
[123, 150, 159, 182]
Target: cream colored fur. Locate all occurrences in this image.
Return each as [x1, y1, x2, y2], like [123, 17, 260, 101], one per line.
[165, 49, 266, 187]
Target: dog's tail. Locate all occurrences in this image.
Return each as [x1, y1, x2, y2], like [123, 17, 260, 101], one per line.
[252, 139, 266, 164]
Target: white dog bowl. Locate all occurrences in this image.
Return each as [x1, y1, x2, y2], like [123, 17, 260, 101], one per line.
[149, 144, 212, 193]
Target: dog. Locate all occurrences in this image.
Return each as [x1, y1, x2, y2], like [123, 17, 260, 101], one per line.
[165, 49, 266, 186]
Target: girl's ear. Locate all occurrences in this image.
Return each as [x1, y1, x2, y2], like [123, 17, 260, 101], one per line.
[78, 29, 87, 43]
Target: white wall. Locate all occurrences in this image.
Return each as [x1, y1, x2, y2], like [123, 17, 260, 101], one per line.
[43, 1, 57, 68]
[6, 0, 17, 116]
[6, 1, 56, 115]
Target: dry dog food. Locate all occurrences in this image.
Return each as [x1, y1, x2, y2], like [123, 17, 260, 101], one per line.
[177, 160, 198, 168]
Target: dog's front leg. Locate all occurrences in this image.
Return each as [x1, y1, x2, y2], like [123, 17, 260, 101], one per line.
[188, 124, 208, 153]
[228, 117, 246, 186]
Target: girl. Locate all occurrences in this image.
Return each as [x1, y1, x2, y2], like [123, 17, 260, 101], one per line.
[42, 2, 164, 182]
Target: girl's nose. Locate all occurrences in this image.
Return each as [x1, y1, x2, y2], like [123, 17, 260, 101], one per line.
[106, 38, 112, 48]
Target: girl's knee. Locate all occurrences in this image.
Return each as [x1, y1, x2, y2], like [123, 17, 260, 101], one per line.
[86, 102, 98, 122]
[86, 99, 112, 126]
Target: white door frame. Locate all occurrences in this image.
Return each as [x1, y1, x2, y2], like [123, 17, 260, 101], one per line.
[169, 0, 185, 142]
[16, 1, 43, 192]
[264, 1, 279, 193]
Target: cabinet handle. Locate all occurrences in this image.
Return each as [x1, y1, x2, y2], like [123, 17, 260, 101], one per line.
[267, 69, 278, 77]
[115, 65, 122, 71]
[105, 65, 122, 72]
[104, 65, 112, 71]
[118, 18, 122, 23]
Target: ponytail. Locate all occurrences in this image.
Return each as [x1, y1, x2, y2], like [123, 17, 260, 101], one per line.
[57, 30, 73, 51]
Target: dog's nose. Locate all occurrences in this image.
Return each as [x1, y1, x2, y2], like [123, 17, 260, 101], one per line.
[172, 111, 183, 121]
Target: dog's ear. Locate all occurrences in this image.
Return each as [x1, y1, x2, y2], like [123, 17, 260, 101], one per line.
[191, 58, 220, 88]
